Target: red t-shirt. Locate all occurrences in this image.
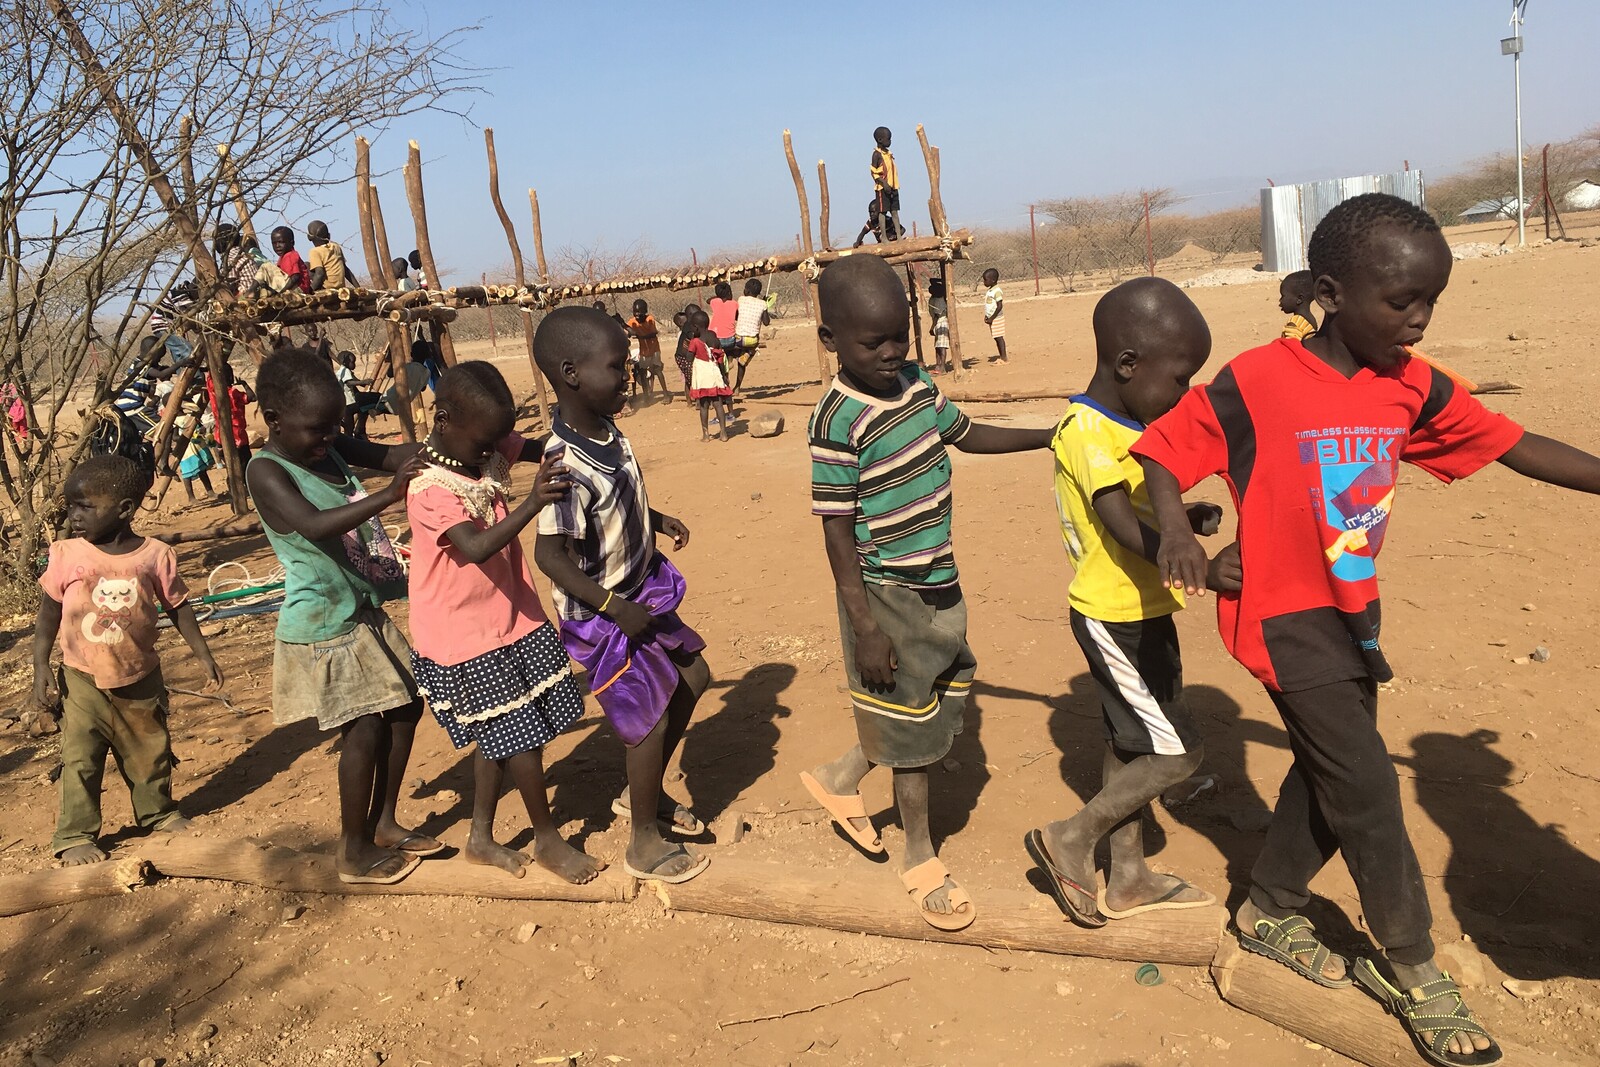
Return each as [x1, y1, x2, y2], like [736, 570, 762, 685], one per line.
[206, 378, 250, 447]
[278, 250, 311, 293]
[1131, 339, 1524, 692]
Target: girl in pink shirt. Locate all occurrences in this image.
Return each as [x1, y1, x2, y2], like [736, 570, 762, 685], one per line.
[407, 361, 603, 884]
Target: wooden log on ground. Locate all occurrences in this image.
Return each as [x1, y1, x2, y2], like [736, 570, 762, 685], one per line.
[0, 857, 153, 918]
[1211, 938, 1579, 1067]
[135, 835, 632, 905]
[485, 128, 550, 428]
[153, 519, 263, 545]
[945, 388, 1075, 403]
[405, 139, 457, 367]
[658, 855, 1223, 965]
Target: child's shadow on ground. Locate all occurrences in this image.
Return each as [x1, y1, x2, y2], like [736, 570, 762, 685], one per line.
[1407, 728, 1600, 980]
[678, 661, 795, 822]
[180, 716, 325, 818]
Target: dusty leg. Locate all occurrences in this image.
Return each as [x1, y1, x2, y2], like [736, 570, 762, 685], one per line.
[715, 397, 732, 440]
[505, 749, 603, 883]
[336, 714, 407, 880]
[464, 752, 528, 876]
[373, 701, 440, 853]
[895, 766, 957, 914]
[697, 399, 710, 441]
[624, 711, 695, 878]
[994, 337, 1008, 364]
[808, 744, 873, 837]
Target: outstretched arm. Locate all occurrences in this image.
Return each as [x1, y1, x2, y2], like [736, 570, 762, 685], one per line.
[823, 514, 895, 688]
[444, 454, 567, 565]
[954, 424, 1053, 454]
[1094, 490, 1222, 564]
[338, 435, 424, 473]
[248, 452, 423, 541]
[1497, 432, 1600, 493]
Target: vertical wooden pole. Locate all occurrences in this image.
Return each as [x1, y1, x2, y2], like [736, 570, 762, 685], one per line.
[177, 116, 198, 225]
[914, 126, 962, 377]
[528, 189, 551, 285]
[1030, 204, 1042, 295]
[1143, 192, 1155, 276]
[690, 248, 706, 307]
[817, 160, 831, 251]
[354, 138, 415, 442]
[404, 140, 457, 366]
[216, 144, 255, 242]
[203, 337, 247, 509]
[484, 128, 551, 428]
[783, 130, 830, 384]
[906, 265, 925, 366]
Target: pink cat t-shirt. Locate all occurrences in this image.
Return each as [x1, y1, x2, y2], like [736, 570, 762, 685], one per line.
[39, 537, 190, 688]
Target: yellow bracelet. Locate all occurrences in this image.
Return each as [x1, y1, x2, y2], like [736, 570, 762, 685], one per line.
[600, 591, 615, 614]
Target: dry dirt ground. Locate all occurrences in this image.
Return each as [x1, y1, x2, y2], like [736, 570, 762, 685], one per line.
[4, 224, 1600, 1066]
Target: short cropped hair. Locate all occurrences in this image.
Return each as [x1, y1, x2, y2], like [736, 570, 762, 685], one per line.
[257, 346, 341, 411]
[714, 282, 733, 301]
[743, 278, 762, 297]
[436, 360, 513, 418]
[1308, 193, 1440, 286]
[68, 454, 147, 503]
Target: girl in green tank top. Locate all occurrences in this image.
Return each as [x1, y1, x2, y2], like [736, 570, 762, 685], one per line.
[246, 347, 438, 886]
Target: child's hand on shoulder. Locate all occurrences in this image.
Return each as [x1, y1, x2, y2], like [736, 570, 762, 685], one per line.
[607, 597, 655, 641]
[532, 451, 570, 509]
[383, 451, 428, 501]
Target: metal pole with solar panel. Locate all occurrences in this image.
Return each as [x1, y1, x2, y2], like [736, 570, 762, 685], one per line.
[1502, 0, 1529, 248]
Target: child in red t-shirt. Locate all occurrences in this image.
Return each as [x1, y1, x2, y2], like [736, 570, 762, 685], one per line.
[1136, 193, 1600, 1066]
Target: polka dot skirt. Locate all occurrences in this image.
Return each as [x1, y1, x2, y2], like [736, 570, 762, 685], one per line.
[412, 623, 583, 761]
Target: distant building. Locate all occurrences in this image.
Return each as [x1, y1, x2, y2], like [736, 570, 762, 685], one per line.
[1260, 171, 1426, 273]
[1563, 179, 1600, 211]
[1459, 197, 1525, 224]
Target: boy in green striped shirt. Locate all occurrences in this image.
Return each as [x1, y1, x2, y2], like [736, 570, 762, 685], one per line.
[800, 255, 1052, 931]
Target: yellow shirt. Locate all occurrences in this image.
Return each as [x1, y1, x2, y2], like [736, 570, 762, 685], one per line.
[308, 241, 349, 290]
[871, 146, 898, 191]
[1052, 397, 1184, 623]
[1281, 313, 1316, 341]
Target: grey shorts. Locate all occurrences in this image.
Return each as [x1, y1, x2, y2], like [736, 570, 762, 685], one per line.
[839, 583, 977, 769]
[272, 606, 419, 731]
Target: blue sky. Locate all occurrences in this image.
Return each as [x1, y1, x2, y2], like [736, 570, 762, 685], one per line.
[325, 0, 1599, 279]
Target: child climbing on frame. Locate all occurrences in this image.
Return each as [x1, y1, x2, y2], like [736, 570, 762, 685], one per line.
[1137, 192, 1600, 1066]
[29, 455, 223, 865]
[801, 254, 1053, 931]
[686, 309, 735, 443]
[406, 361, 604, 883]
[1026, 277, 1231, 928]
[533, 307, 714, 885]
[246, 347, 440, 886]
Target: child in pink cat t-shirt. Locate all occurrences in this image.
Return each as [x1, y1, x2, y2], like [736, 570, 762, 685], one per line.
[29, 456, 223, 865]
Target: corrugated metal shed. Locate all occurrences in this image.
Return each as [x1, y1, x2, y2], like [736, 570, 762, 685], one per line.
[1260, 171, 1427, 272]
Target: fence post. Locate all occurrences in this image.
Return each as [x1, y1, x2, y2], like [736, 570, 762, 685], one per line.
[1542, 144, 1550, 241]
[1143, 192, 1155, 277]
[1029, 204, 1041, 296]
[482, 271, 497, 351]
[690, 247, 706, 307]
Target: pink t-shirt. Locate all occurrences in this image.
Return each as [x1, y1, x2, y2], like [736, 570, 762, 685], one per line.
[39, 537, 190, 688]
[406, 432, 550, 667]
[708, 297, 738, 339]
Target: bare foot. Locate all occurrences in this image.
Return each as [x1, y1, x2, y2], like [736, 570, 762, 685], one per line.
[1103, 869, 1210, 913]
[533, 834, 604, 884]
[1235, 898, 1347, 982]
[154, 814, 192, 834]
[59, 843, 108, 866]
[464, 828, 531, 878]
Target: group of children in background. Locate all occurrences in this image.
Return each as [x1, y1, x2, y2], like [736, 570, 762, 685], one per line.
[37, 192, 1600, 1066]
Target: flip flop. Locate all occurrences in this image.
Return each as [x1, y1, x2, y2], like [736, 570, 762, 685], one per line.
[1023, 829, 1106, 929]
[624, 844, 711, 885]
[338, 851, 421, 886]
[799, 771, 884, 854]
[385, 831, 446, 857]
[1237, 913, 1353, 988]
[1095, 878, 1217, 919]
[901, 856, 975, 932]
[610, 796, 705, 836]
[1352, 958, 1503, 1067]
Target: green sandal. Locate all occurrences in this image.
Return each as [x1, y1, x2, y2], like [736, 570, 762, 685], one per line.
[1237, 913, 1352, 988]
[1351, 958, 1503, 1067]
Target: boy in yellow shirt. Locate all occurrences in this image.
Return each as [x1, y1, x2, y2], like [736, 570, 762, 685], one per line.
[1024, 277, 1235, 927]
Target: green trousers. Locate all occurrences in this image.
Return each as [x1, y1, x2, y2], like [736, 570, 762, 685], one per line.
[52, 664, 179, 856]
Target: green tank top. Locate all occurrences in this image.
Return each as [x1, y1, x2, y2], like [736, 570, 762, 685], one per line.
[249, 448, 407, 644]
